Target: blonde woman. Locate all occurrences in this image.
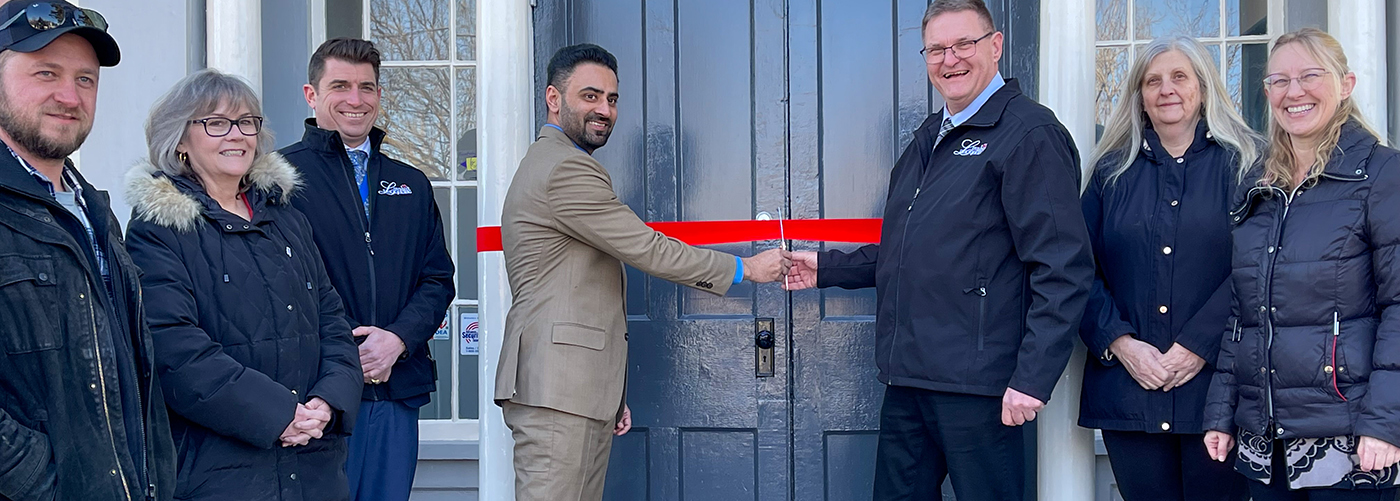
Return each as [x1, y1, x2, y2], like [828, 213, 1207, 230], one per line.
[1079, 35, 1257, 501]
[1203, 28, 1400, 500]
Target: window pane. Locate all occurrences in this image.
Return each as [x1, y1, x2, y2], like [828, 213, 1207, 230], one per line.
[1097, 0, 1128, 41]
[457, 305, 480, 419]
[1228, 42, 1269, 131]
[1227, 0, 1268, 36]
[1096, 47, 1129, 141]
[417, 187, 454, 420]
[1135, 0, 1220, 39]
[456, 187, 478, 300]
[1207, 43, 1222, 72]
[379, 66, 451, 180]
[456, 0, 476, 61]
[418, 309, 454, 419]
[456, 67, 478, 182]
[370, 0, 449, 61]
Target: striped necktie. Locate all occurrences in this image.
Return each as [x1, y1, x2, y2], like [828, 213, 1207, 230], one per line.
[935, 117, 955, 149]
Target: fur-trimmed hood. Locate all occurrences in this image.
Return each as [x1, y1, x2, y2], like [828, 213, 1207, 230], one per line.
[126, 152, 302, 232]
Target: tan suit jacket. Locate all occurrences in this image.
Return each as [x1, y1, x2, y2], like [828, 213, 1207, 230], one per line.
[494, 126, 737, 421]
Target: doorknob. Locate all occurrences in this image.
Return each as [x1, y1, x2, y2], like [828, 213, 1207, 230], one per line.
[755, 318, 775, 377]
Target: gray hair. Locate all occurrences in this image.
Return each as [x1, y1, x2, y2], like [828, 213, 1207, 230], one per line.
[922, 0, 996, 33]
[145, 68, 272, 178]
[1088, 36, 1260, 189]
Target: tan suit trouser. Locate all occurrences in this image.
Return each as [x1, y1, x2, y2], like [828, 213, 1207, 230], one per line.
[502, 401, 615, 501]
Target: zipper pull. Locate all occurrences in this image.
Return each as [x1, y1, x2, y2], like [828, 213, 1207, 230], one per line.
[1334, 311, 1340, 337]
[908, 188, 921, 211]
[364, 232, 372, 243]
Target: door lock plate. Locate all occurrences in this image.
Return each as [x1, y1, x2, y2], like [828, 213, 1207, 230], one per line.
[755, 318, 775, 377]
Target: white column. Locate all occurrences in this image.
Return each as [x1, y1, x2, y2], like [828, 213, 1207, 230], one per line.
[1329, 0, 1388, 138]
[206, 0, 262, 97]
[1037, 0, 1096, 499]
[478, 0, 533, 499]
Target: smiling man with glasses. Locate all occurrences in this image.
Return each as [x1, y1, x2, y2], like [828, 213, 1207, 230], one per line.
[0, 1, 177, 500]
[786, 0, 1094, 498]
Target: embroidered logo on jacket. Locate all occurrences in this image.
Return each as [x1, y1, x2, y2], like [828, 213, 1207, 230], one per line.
[953, 139, 988, 156]
[378, 181, 413, 196]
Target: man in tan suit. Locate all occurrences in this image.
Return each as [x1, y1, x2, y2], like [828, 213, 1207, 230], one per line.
[495, 43, 791, 500]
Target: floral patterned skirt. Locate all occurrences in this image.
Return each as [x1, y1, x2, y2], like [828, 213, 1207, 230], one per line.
[1235, 430, 1400, 490]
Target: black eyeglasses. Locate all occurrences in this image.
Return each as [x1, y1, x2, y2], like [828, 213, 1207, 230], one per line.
[0, 2, 107, 34]
[920, 31, 995, 62]
[190, 116, 263, 137]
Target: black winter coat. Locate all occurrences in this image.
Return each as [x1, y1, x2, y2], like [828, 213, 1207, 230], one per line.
[1205, 122, 1400, 447]
[0, 154, 175, 501]
[817, 80, 1095, 402]
[1078, 121, 1240, 434]
[124, 153, 362, 501]
[278, 121, 454, 403]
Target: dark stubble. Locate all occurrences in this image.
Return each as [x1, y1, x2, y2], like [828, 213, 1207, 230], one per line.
[558, 95, 612, 153]
[0, 88, 90, 161]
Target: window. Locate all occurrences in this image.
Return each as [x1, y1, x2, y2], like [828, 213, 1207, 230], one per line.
[1095, 0, 1274, 136]
[362, 0, 480, 429]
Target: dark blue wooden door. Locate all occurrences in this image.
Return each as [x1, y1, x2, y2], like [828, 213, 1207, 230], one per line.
[532, 1, 1038, 499]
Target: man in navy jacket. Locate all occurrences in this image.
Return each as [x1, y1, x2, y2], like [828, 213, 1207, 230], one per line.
[278, 38, 455, 501]
[787, 1, 1094, 499]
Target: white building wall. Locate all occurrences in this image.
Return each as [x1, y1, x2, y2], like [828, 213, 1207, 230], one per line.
[81, 0, 201, 222]
[1330, 0, 1389, 137]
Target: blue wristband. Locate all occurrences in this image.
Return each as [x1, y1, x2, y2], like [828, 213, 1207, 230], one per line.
[733, 256, 744, 284]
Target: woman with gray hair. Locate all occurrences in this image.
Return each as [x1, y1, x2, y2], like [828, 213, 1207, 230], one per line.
[1078, 36, 1258, 501]
[123, 68, 362, 501]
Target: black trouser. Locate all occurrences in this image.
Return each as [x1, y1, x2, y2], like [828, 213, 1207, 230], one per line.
[1100, 429, 1246, 501]
[872, 385, 1023, 501]
[1249, 440, 1399, 501]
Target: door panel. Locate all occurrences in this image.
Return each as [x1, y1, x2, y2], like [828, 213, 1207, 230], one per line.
[788, 0, 935, 498]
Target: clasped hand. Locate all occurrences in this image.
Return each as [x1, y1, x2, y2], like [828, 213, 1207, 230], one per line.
[1110, 336, 1204, 392]
[280, 397, 332, 447]
[741, 248, 792, 283]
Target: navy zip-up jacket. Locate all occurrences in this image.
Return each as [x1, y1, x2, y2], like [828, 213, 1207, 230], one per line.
[1078, 121, 1241, 434]
[279, 121, 455, 403]
[817, 79, 1095, 402]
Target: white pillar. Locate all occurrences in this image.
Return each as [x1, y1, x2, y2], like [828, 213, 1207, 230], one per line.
[477, 0, 533, 499]
[206, 0, 262, 97]
[1388, 0, 1399, 146]
[1037, 0, 1097, 498]
[1329, 0, 1389, 138]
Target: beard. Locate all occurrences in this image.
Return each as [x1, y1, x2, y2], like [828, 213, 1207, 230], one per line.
[559, 97, 612, 152]
[0, 91, 90, 161]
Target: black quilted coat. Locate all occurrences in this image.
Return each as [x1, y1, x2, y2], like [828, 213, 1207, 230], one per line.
[1205, 121, 1400, 448]
[124, 153, 362, 501]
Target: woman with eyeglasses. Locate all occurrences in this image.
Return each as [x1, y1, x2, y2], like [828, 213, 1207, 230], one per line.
[1078, 36, 1256, 501]
[123, 69, 362, 501]
[1203, 27, 1400, 500]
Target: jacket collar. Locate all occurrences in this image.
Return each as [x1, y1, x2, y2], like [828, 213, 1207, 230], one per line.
[956, 78, 1025, 129]
[1140, 119, 1214, 162]
[299, 118, 387, 157]
[1319, 120, 1378, 181]
[125, 152, 301, 232]
[538, 125, 589, 153]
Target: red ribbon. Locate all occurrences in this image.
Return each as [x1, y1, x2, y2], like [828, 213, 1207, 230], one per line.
[476, 218, 882, 252]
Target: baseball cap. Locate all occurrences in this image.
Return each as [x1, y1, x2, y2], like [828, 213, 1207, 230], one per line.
[0, 1, 119, 66]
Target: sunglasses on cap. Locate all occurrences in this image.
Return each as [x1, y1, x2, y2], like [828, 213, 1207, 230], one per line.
[0, 2, 107, 34]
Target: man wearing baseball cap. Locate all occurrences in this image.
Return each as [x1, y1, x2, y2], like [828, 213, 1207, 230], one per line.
[0, 2, 175, 500]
